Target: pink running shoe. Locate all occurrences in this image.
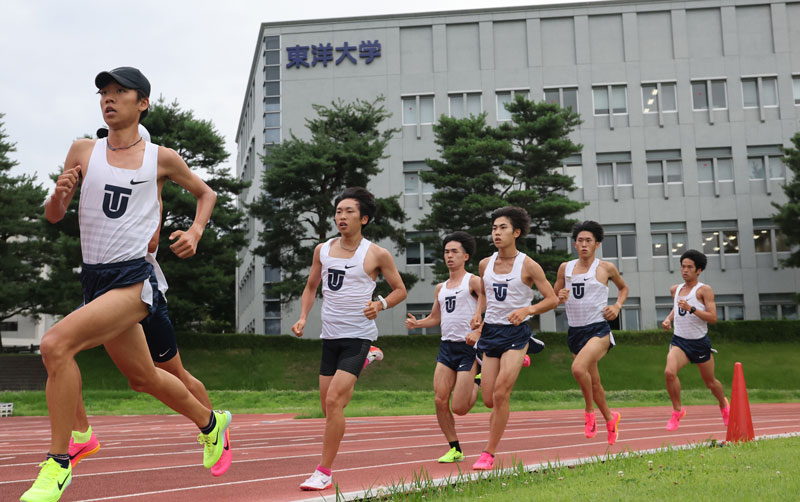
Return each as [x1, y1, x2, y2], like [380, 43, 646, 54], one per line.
[68, 433, 100, 467]
[472, 451, 494, 470]
[584, 411, 597, 438]
[721, 405, 730, 426]
[211, 428, 232, 477]
[607, 411, 621, 445]
[666, 409, 686, 431]
[522, 354, 531, 367]
[362, 346, 384, 369]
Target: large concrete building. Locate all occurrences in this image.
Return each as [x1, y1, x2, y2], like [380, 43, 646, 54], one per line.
[236, 0, 800, 338]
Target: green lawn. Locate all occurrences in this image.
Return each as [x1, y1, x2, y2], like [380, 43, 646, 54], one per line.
[358, 436, 800, 501]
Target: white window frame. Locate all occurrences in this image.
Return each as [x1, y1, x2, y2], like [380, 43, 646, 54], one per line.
[401, 93, 435, 139]
[641, 81, 678, 128]
[650, 222, 688, 273]
[609, 297, 640, 330]
[753, 219, 791, 269]
[701, 220, 739, 271]
[406, 232, 437, 279]
[792, 74, 800, 105]
[602, 224, 637, 262]
[696, 148, 733, 197]
[448, 91, 483, 119]
[495, 88, 530, 122]
[543, 86, 579, 113]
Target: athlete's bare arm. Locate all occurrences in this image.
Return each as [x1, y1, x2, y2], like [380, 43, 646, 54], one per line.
[554, 262, 568, 304]
[406, 284, 443, 330]
[694, 285, 718, 324]
[44, 139, 95, 223]
[662, 284, 680, 330]
[157, 147, 217, 259]
[469, 274, 485, 329]
[601, 261, 628, 321]
[291, 243, 324, 337]
[363, 245, 407, 320]
[506, 256, 558, 326]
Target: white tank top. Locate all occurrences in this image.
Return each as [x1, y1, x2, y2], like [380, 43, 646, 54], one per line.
[78, 139, 160, 264]
[320, 238, 378, 341]
[564, 258, 608, 327]
[673, 282, 708, 340]
[438, 273, 478, 343]
[483, 252, 534, 325]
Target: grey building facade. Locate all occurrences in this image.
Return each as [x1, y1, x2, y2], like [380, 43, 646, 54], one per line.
[236, 0, 800, 338]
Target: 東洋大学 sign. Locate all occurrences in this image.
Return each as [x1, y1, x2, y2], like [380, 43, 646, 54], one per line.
[286, 40, 381, 69]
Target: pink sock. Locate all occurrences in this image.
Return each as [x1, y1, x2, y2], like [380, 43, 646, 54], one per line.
[316, 465, 331, 476]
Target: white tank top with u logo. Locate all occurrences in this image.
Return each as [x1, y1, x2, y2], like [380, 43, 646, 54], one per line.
[673, 282, 708, 340]
[320, 237, 378, 341]
[438, 273, 478, 343]
[483, 252, 534, 325]
[564, 258, 608, 327]
[78, 139, 160, 264]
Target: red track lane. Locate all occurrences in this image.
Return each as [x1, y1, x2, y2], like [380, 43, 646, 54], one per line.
[1, 403, 799, 501]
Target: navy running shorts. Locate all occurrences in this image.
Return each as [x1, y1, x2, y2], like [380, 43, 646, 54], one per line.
[80, 257, 159, 317]
[567, 320, 614, 355]
[670, 334, 713, 364]
[478, 323, 532, 358]
[320, 338, 372, 377]
[436, 340, 478, 372]
[142, 291, 178, 363]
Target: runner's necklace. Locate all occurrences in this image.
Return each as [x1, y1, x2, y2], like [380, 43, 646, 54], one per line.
[340, 238, 362, 252]
[107, 136, 143, 151]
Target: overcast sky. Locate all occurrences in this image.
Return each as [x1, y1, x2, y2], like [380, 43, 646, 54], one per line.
[1, 0, 599, 189]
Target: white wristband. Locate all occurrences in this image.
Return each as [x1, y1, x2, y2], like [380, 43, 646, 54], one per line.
[377, 295, 388, 310]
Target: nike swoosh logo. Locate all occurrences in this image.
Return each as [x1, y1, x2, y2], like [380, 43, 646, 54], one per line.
[345, 265, 356, 269]
[584, 277, 591, 281]
[455, 290, 463, 294]
[223, 438, 230, 451]
[159, 349, 170, 357]
[212, 431, 219, 446]
[57, 472, 70, 490]
[505, 278, 513, 282]
[130, 180, 149, 185]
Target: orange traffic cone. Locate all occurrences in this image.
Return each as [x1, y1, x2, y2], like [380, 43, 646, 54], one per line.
[726, 362, 755, 442]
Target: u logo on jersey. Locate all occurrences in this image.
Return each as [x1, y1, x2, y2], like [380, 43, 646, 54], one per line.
[102, 184, 132, 219]
[492, 283, 508, 301]
[445, 296, 456, 313]
[572, 282, 585, 299]
[327, 269, 345, 291]
[678, 307, 687, 316]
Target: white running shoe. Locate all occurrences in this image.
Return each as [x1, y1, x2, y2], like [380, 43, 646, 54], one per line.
[300, 469, 332, 491]
[363, 346, 384, 369]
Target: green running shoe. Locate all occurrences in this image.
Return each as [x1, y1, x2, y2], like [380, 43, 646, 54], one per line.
[20, 458, 72, 502]
[438, 447, 464, 463]
[198, 410, 232, 468]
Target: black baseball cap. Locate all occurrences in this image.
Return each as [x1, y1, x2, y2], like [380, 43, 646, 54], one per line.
[95, 67, 151, 97]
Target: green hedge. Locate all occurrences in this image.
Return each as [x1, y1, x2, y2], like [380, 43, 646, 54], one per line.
[175, 320, 800, 350]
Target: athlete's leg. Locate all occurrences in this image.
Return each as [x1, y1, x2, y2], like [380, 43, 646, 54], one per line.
[665, 345, 690, 411]
[433, 363, 458, 441]
[480, 356, 501, 409]
[157, 351, 213, 409]
[103, 325, 210, 427]
[73, 371, 90, 434]
[571, 336, 612, 419]
[319, 375, 333, 417]
[451, 360, 478, 415]
[320, 370, 357, 469]
[587, 362, 612, 422]
[485, 344, 527, 455]
[697, 355, 728, 409]
[40, 284, 149, 454]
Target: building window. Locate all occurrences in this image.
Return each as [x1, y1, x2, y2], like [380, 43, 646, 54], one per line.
[641, 82, 677, 113]
[696, 147, 733, 196]
[716, 294, 744, 321]
[263, 265, 281, 334]
[402, 95, 434, 125]
[702, 220, 739, 256]
[403, 161, 435, 197]
[592, 84, 627, 115]
[555, 307, 568, 332]
[646, 150, 683, 186]
[555, 154, 583, 189]
[651, 222, 687, 272]
[741, 76, 778, 108]
[263, 36, 281, 146]
[753, 219, 790, 254]
[793, 75, 800, 105]
[596, 152, 632, 201]
[747, 145, 786, 188]
[544, 87, 578, 112]
[691, 79, 727, 110]
[406, 232, 437, 266]
[552, 235, 578, 257]
[496, 89, 529, 121]
[759, 294, 798, 320]
[608, 297, 640, 330]
[406, 303, 441, 335]
[602, 224, 637, 260]
[0, 321, 18, 332]
[655, 296, 674, 325]
[449, 92, 482, 118]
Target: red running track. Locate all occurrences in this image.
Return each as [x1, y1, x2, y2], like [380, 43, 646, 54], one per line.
[1, 403, 799, 501]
